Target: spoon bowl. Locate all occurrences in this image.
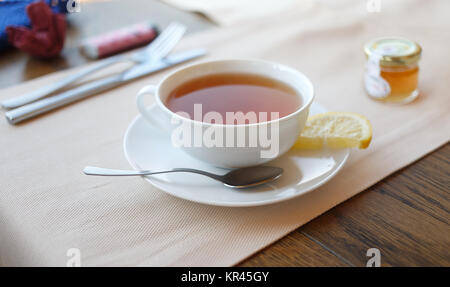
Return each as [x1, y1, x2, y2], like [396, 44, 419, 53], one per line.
[222, 166, 283, 188]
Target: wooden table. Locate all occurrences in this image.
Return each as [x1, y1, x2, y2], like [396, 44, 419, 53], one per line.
[241, 144, 449, 267]
[1, 0, 448, 267]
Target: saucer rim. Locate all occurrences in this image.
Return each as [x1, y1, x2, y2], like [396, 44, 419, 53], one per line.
[123, 106, 350, 207]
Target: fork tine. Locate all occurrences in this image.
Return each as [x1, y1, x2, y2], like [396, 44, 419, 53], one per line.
[144, 25, 176, 52]
[152, 25, 186, 59]
[144, 23, 184, 56]
[148, 26, 180, 53]
[151, 24, 185, 55]
[141, 24, 177, 56]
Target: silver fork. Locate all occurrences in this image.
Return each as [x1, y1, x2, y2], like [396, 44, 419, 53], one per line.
[0, 22, 186, 109]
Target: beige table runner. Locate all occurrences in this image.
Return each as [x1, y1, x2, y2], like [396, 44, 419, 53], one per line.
[160, 0, 315, 26]
[1, 0, 449, 266]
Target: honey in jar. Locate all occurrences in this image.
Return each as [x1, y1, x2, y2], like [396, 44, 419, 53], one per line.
[364, 37, 422, 104]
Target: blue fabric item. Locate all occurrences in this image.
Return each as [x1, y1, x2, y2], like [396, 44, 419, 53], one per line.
[0, 0, 68, 51]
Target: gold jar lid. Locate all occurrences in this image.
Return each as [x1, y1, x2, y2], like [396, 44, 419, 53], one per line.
[364, 37, 422, 67]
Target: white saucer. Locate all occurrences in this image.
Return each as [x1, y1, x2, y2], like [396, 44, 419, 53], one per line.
[123, 103, 349, 207]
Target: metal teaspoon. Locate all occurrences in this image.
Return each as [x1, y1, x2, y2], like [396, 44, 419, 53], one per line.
[83, 166, 283, 188]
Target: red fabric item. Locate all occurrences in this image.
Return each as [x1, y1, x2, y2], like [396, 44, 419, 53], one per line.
[6, 1, 66, 58]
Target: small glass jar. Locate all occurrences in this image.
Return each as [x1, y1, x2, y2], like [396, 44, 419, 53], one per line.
[364, 37, 422, 104]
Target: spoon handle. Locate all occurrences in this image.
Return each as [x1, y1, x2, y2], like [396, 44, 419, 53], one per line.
[83, 166, 224, 182]
[83, 166, 150, 176]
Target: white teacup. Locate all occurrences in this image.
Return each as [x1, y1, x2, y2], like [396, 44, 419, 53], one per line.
[136, 59, 314, 168]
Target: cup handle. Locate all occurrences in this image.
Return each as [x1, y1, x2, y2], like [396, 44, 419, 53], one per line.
[136, 85, 165, 130]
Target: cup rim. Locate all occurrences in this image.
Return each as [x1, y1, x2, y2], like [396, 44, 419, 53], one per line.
[154, 58, 315, 127]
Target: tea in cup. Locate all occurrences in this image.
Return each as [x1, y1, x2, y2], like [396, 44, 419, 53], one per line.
[136, 59, 314, 168]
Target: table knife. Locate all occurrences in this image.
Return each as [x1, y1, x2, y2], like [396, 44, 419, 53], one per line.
[5, 48, 206, 125]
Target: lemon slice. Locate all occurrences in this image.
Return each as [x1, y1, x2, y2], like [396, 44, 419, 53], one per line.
[293, 112, 372, 149]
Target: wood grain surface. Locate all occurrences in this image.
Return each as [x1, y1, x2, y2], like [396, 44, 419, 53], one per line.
[0, 0, 448, 267]
[240, 144, 449, 266]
